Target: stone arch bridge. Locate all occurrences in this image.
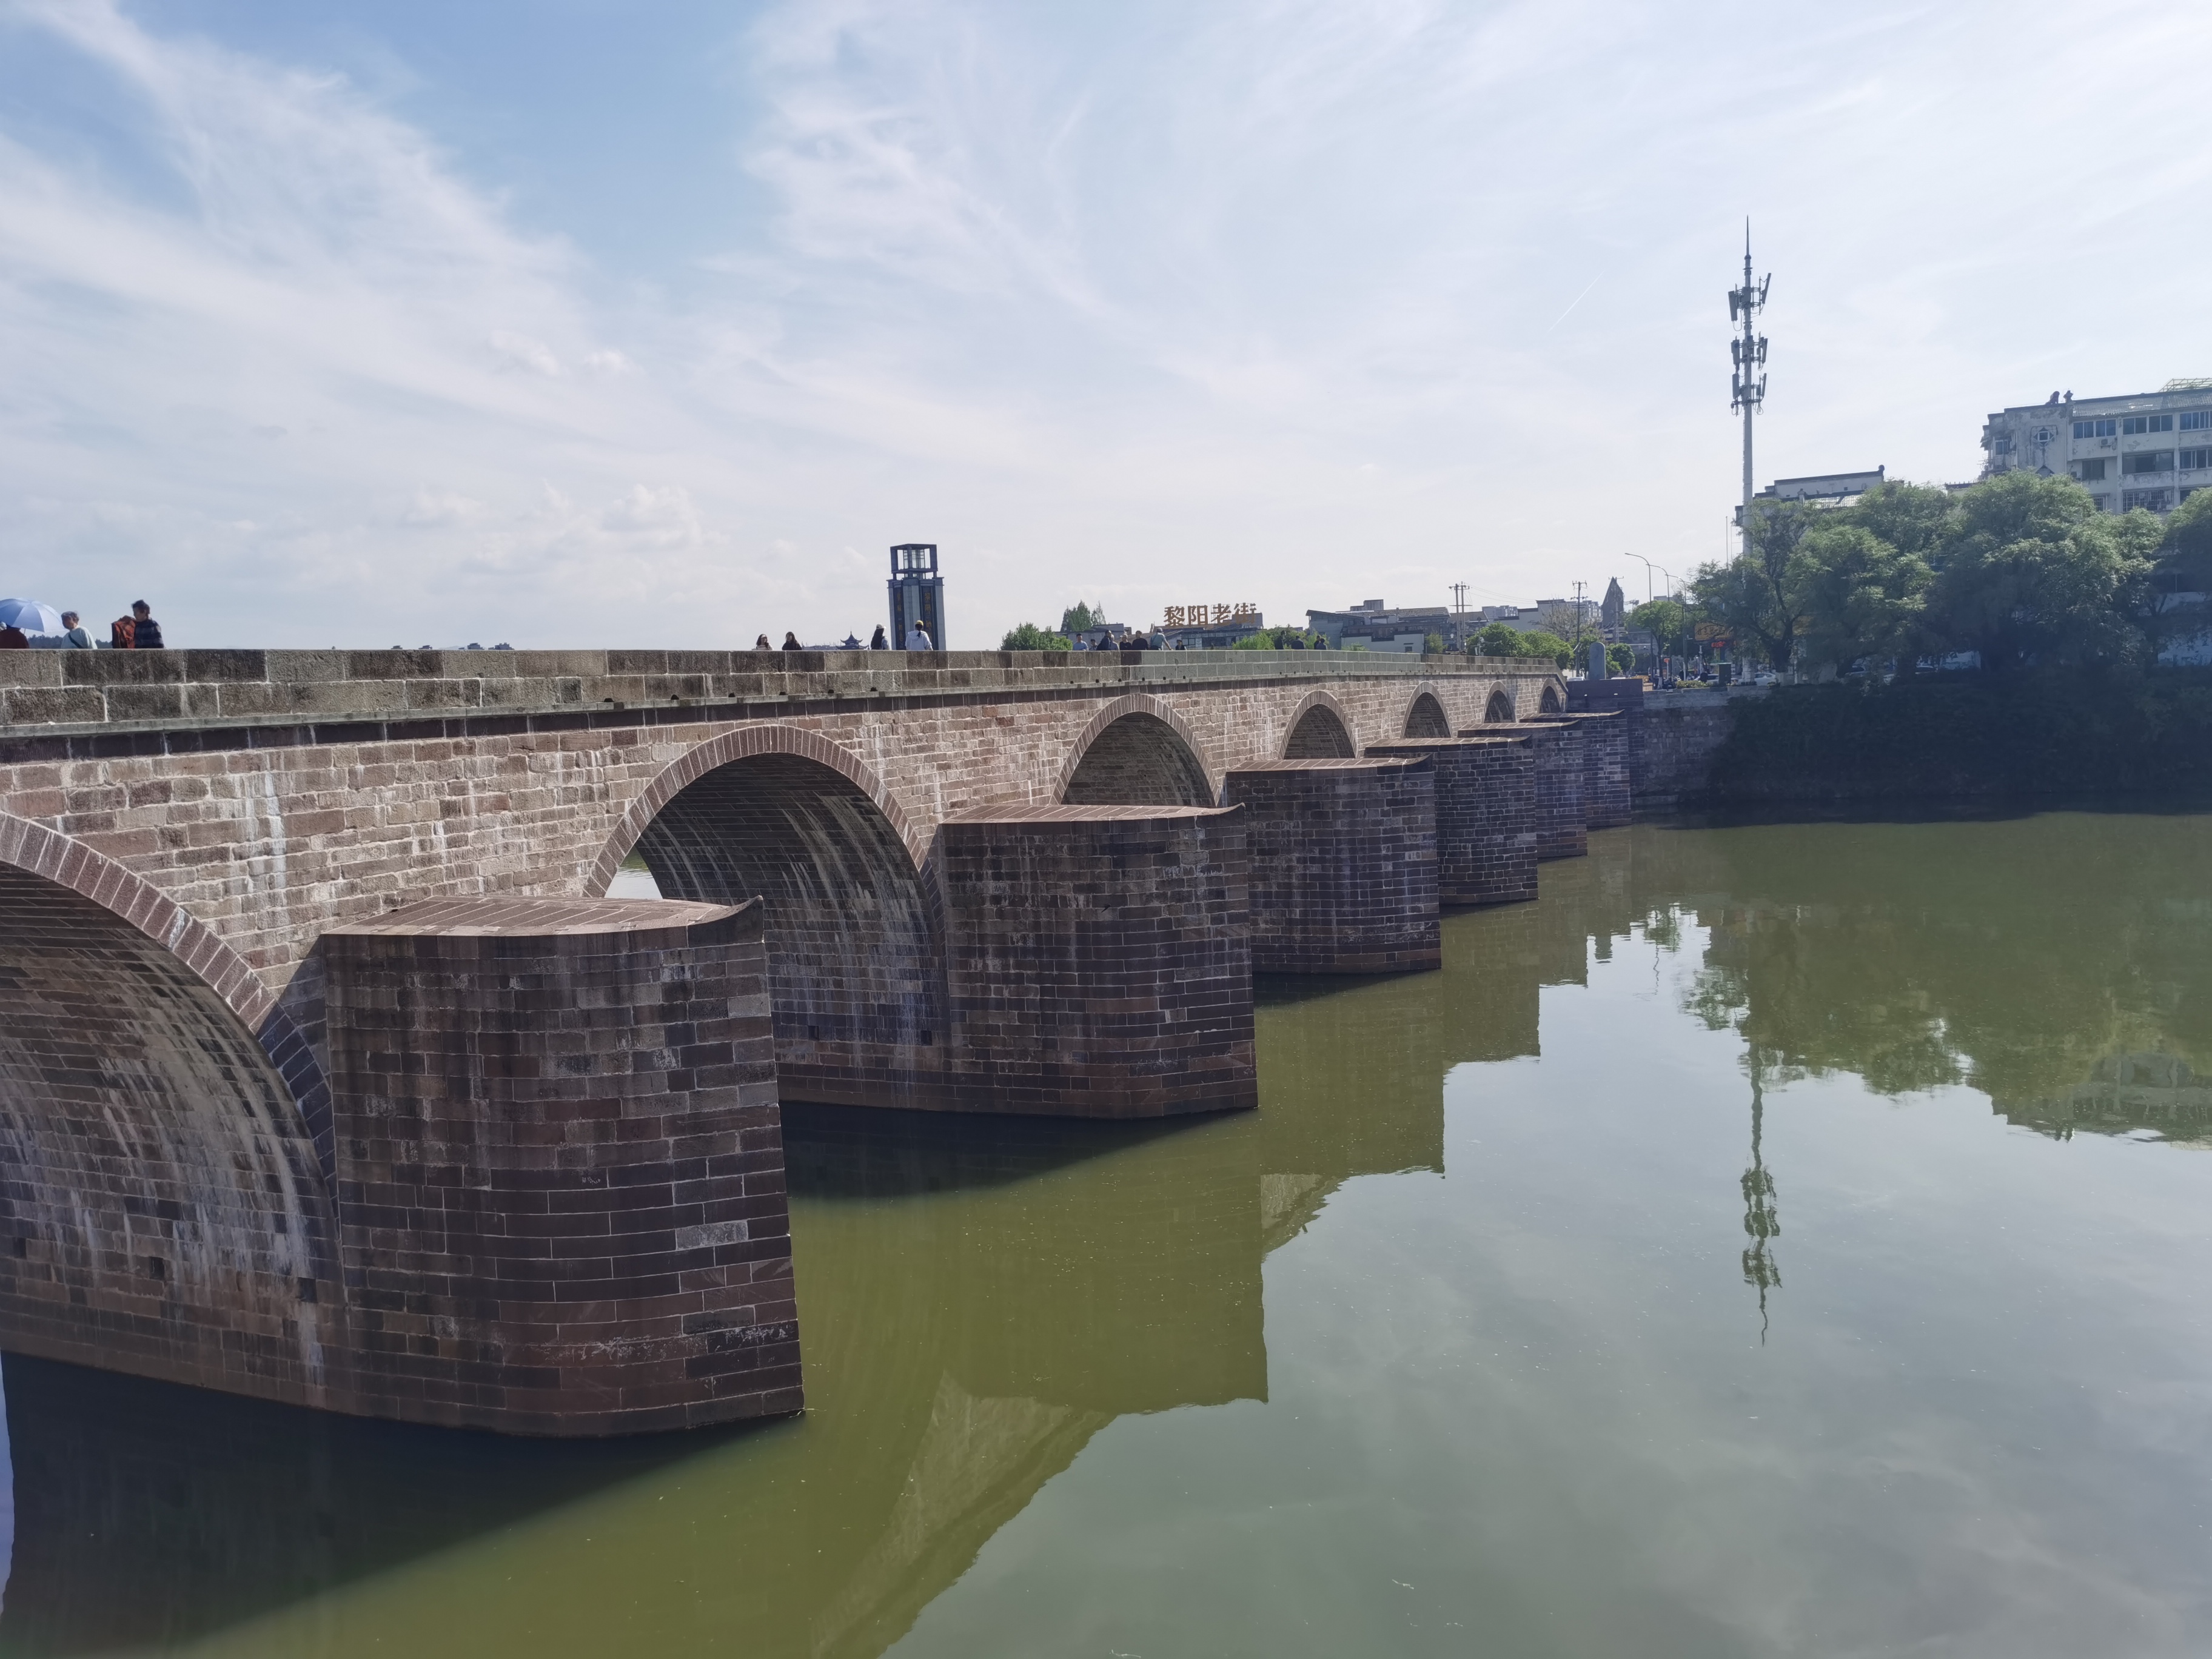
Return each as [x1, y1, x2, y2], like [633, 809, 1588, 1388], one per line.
[0, 647, 1574, 1437]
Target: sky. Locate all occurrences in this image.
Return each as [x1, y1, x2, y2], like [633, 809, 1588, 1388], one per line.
[1, 0, 2208, 650]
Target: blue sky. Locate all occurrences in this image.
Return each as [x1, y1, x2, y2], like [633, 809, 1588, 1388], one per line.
[1, 0, 2207, 649]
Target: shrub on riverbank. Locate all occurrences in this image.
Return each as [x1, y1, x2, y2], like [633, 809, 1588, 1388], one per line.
[1706, 668, 2212, 802]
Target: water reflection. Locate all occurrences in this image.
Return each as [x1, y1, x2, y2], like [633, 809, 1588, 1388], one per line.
[4, 809, 2208, 1656]
[1537, 812, 2212, 1142]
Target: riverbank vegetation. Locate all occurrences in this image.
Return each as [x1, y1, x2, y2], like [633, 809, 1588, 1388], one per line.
[1690, 472, 2211, 677]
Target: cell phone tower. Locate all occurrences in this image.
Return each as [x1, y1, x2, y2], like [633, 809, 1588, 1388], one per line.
[1728, 223, 1771, 551]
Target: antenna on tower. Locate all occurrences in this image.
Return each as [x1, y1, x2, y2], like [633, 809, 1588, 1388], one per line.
[1729, 221, 1770, 553]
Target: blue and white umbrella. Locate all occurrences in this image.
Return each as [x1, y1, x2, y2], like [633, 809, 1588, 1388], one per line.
[0, 598, 64, 635]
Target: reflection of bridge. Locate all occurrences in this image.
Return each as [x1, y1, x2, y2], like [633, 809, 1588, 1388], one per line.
[0, 902, 1547, 1656]
[0, 648, 1577, 1435]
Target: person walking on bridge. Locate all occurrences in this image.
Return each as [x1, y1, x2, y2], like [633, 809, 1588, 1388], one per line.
[903, 622, 933, 650]
[114, 600, 164, 649]
[59, 611, 93, 649]
[870, 624, 888, 649]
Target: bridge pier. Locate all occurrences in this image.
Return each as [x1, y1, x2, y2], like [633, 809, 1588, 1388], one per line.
[1530, 710, 1632, 829]
[1476, 723, 1588, 861]
[321, 897, 800, 1434]
[1363, 736, 1540, 907]
[938, 805, 1256, 1117]
[1220, 758, 1440, 973]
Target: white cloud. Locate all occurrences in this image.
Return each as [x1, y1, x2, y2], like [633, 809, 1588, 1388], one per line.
[0, 0, 2207, 648]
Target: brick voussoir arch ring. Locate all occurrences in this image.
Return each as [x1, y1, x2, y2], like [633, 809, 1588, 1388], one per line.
[1281, 687, 1358, 756]
[0, 809, 332, 1162]
[1054, 694, 1222, 805]
[1402, 680, 1457, 737]
[589, 722, 927, 894]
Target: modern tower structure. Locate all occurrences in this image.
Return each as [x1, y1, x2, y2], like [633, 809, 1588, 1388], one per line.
[888, 543, 945, 650]
[1729, 227, 1771, 549]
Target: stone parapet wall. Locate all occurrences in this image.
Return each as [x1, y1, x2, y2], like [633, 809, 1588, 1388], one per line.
[0, 648, 1559, 739]
[1364, 737, 1539, 906]
[321, 896, 797, 1434]
[1222, 759, 1440, 974]
[937, 806, 1256, 1117]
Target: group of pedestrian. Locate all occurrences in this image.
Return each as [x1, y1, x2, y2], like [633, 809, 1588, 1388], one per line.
[0, 600, 163, 651]
[748, 622, 933, 651]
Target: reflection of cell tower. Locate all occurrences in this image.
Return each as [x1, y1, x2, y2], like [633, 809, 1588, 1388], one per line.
[1728, 223, 1771, 552]
[1740, 1053, 1781, 1341]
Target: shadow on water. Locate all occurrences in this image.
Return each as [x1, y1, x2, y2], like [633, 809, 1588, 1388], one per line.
[8, 805, 2208, 1656]
[0, 1351, 776, 1657]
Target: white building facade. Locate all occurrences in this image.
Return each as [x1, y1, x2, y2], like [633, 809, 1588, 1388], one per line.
[1980, 379, 2212, 515]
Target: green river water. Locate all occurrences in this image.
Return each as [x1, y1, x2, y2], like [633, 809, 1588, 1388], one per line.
[4, 809, 2212, 1657]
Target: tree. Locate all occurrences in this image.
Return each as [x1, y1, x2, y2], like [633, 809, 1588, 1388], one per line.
[1473, 622, 1527, 659]
[1518, 630, 1573, 669]
[1691, 500, 1823, 670]
[1795, 522, 1932, 677]
[1059, 601, 1104, 634]
[2156, 488, 2212, 591]
[1923, 471, 2157, 671]
[1423, 632, 1446, 654]
[1605, 642, 1635, 674]
[1845, 480, 1957, 563]
[1002, 622, 1071, 651]
[1628, 598, 1690, 656]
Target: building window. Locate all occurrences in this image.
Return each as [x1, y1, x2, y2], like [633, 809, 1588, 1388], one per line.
[2122, 414, 2174, 434]
[2074, 458, 2108, 481]
[2181, 411, 2212, 431]
[2182, 447, 2212, 471]
[2123, 450, 2174, 475]
[2074, 418, 2117, 438]
[2091, 494, 2111, 511]
[2122, 488, 2172, 512]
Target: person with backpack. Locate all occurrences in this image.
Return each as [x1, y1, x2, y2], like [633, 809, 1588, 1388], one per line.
[127, 601, 164, 648]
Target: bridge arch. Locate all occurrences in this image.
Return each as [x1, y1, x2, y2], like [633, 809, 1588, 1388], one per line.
[591, 726, 942, 1106]
[1485, 687, 1517, 723]
[1402, 688, 1452, 739]
[1281, 690, 1356, 759]
[0, 812, 338, 1400]
[1058, 695, 1218, 806]
[1540, 683, 1564, 714]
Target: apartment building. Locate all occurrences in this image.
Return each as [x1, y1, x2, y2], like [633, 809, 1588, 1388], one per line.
[1980, 380, 2212, 514]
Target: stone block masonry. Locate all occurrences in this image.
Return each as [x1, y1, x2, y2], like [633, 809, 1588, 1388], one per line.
[321, 896, 799, 1434]
[937, 805, 1256, 1118]
[1364, 737, 1539, 906]
[1530, 711, 1632, 829]
[1222, 759, 1440, 973]
[1471, 724, 1587, 860]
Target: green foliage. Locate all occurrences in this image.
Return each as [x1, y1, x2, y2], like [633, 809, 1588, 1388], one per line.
[1001, 622, 1071, 652]
[1059, 601, 1105, 634]
[1230, 626, 1322, 650]
[1928, 472, 2156, 671]
[1605, 643, 1635, 674]
[1471, 622, 1571, 668]
[1424, 632, 1446, 654]
[1688, 472, 2163, 677]
[1797, 521, 1931, 672]
[1627, 598, 1689, 655]
[1691, 500, 1822, 669]
[2157, 489, 2212, 590]
[1472, 622, 1526, 658]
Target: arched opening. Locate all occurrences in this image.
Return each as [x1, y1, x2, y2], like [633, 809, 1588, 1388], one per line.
[1486, 689, 1517, 723]
[1062, 714, 1214, 805]
[1540, 683, 1564, 714]
[0, 862, 338, 1401]
[1403, 692, 1451, 739]
[629, 751, 942, 1105]
[1284, 704, 1355, 759]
